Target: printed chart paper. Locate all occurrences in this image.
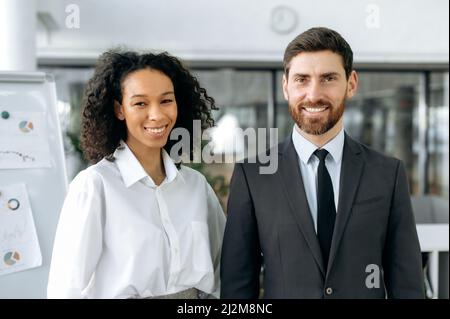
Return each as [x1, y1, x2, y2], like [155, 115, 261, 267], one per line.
[0, 111, 52, 169]
[0, 183, 42, 276]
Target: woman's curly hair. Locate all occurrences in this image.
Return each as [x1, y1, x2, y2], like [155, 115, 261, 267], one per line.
[80, 49, 217, 164]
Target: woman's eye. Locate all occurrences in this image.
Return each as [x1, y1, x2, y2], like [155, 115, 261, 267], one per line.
[161, 99, 173, 104]
[134, 102, 146, 106]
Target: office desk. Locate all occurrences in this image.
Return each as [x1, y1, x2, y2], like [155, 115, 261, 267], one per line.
[416, 224, 449, 299]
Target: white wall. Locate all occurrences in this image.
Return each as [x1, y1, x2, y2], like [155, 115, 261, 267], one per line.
[0, 0, 36, 71]
[36, 0, 449, 65]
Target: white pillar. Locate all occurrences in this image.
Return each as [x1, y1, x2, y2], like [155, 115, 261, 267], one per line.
[443, 73, 449, 198]
[0, 0, 37, 71]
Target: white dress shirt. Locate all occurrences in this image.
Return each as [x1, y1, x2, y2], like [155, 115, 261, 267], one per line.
[291, 125, 345, 232]
[47, 141, 226, 299]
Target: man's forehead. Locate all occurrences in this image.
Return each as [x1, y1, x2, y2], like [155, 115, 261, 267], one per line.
[288, 51, 345, 74]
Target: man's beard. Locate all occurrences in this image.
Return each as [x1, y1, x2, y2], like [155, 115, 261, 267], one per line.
[288, 97, 345, 135]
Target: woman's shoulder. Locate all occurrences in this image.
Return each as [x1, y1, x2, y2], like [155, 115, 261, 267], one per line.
[178, 165, 209, 186]
[70, 158, 118, 189]
[178, 165, 221, 201]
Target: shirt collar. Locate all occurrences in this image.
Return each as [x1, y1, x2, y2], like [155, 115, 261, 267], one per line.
[113, 140, 183, 188]
[292, 124, 345, 165]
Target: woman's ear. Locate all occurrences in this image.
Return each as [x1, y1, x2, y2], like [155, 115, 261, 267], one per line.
[114, 100, 125, 120]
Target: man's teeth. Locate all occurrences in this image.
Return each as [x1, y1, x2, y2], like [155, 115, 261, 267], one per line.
[145, 126, 166, 133]
[305, 107, 326, 113]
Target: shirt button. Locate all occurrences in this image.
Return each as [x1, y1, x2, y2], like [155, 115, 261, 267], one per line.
[325, 287, 333, 295]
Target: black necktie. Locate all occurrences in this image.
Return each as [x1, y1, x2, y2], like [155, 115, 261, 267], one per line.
[314, 149, 336, 270]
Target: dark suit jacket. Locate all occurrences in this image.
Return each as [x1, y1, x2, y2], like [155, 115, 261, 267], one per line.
[220, 133, 424, 299]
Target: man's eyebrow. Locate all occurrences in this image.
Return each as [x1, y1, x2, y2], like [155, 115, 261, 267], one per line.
[292, 73, 310, 78]
[320, 72, 340, 78]
[291, 72, 341, 78]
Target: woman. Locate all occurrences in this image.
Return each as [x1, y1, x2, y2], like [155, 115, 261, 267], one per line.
[47, 50, 226, 299]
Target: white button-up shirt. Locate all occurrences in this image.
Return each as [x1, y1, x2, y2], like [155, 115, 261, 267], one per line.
[47, 142, 226, 299]
[291, 125, 344, 232]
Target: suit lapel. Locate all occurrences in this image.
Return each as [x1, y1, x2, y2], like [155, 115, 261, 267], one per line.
[327, 134, 364, 275]
[278, 136, 325, 276]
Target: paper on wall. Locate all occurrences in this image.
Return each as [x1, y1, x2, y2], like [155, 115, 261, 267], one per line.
[0, 111, 52, 169]
[0, 183, 42, 276]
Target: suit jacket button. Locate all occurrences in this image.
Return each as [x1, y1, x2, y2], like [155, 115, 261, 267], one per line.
[325, 287, 333, 295]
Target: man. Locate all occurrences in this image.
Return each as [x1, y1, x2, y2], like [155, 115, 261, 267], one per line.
[220, 27, 424, 299]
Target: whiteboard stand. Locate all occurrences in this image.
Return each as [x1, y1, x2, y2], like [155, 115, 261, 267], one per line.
[0, 71, 68, 298]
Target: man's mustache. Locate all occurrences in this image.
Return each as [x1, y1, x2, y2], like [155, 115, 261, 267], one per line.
[296, 99, 333, 109]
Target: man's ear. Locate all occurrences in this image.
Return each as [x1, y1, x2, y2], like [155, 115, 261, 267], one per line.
[346, 70, 358, 99]
[282, 73, 289, 101]
[114, 100, 125, 120]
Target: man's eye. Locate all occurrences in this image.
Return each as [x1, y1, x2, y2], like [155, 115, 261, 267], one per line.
[295, 78, 306, 83]
[324, 76, 335, 82]
[134, 102, 146, 106]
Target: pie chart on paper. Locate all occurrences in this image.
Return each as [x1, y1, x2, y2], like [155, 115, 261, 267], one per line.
[3, 251, 21, 266]
[19, 120, 34, 133]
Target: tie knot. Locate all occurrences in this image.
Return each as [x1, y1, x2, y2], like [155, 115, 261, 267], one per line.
[314, 149, 329, 162]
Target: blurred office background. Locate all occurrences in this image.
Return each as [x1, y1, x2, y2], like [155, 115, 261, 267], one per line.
[28, 0, 448, 204]
[1, 0, 448, 298]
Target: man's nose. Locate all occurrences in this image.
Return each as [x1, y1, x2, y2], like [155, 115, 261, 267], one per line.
[305, 81, 323, 104]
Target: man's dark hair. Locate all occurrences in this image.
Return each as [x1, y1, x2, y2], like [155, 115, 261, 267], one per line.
[283, 27, 353, 78]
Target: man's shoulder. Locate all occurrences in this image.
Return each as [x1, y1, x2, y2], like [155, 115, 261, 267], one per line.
[346, 135, 401, 168]
[234, 139, 284, 172]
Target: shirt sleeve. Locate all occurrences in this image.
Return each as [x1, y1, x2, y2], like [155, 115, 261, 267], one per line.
[205, 180, 226, 299]
[47, 169, 104, 299]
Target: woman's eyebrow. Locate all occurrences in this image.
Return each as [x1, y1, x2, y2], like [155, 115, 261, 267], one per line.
[130, 92, 174, 99]
[130, 94, 147, 99]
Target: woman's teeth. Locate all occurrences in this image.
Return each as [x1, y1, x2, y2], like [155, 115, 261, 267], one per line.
[144, 126, 166, 134]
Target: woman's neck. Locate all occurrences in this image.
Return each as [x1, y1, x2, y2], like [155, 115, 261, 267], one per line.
[125, 139, 166, 186]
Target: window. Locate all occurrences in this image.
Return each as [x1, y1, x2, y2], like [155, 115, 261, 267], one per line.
[193, 69, 271, 209]
[428, 72, 449, 198]
[276, 70, 432, 196]
[40, 66, 449, 210]
[345, 72, 422, 195]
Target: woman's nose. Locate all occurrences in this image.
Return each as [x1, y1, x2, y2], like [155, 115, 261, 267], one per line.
[146, 104, 164, 120]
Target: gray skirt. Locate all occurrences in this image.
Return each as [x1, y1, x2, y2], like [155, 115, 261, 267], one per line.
[143, 288, 198, 299]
